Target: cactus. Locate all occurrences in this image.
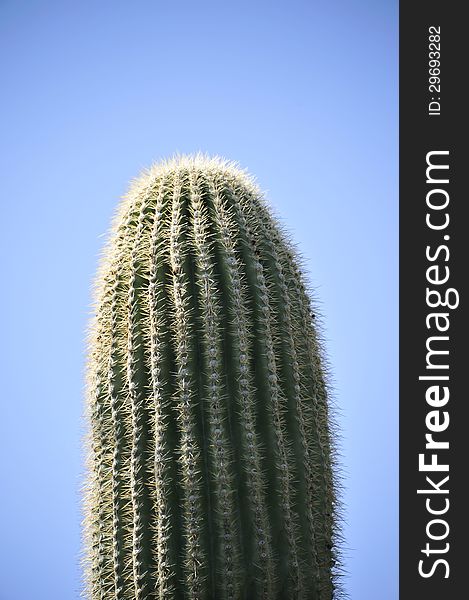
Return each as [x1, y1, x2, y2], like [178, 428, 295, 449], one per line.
[83, 155, 339, 599]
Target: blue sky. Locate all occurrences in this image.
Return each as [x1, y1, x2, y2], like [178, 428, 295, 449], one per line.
[0, 1, 397, 598]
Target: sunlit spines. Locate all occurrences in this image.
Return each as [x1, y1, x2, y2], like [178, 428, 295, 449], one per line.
[84, 154, 338, 599]
[126, 185, 159, 599]
[169, 170, 206, 598]
[147, 175, 175, 599]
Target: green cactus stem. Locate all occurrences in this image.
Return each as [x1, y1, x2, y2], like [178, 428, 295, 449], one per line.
[83, 155, 340, 599]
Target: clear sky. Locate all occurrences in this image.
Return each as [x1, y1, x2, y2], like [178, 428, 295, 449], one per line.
[0, 1, 397, 598]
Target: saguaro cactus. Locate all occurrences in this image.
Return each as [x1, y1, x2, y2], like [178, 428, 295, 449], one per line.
[83, 155, 339, 599]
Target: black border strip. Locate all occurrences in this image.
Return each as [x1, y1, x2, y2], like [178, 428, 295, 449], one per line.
[400, 2, 467, 597]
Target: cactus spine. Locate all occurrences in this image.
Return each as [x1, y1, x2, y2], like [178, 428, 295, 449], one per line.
[83, 155, 339, 599]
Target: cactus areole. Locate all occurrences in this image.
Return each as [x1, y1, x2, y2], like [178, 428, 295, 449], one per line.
[83, 155, 338, 599]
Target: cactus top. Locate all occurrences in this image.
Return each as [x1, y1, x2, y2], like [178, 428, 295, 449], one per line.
[83, 154, 339, 599]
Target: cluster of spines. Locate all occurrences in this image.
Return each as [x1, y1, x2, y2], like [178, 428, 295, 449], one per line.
[83, 155, 340, 599]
